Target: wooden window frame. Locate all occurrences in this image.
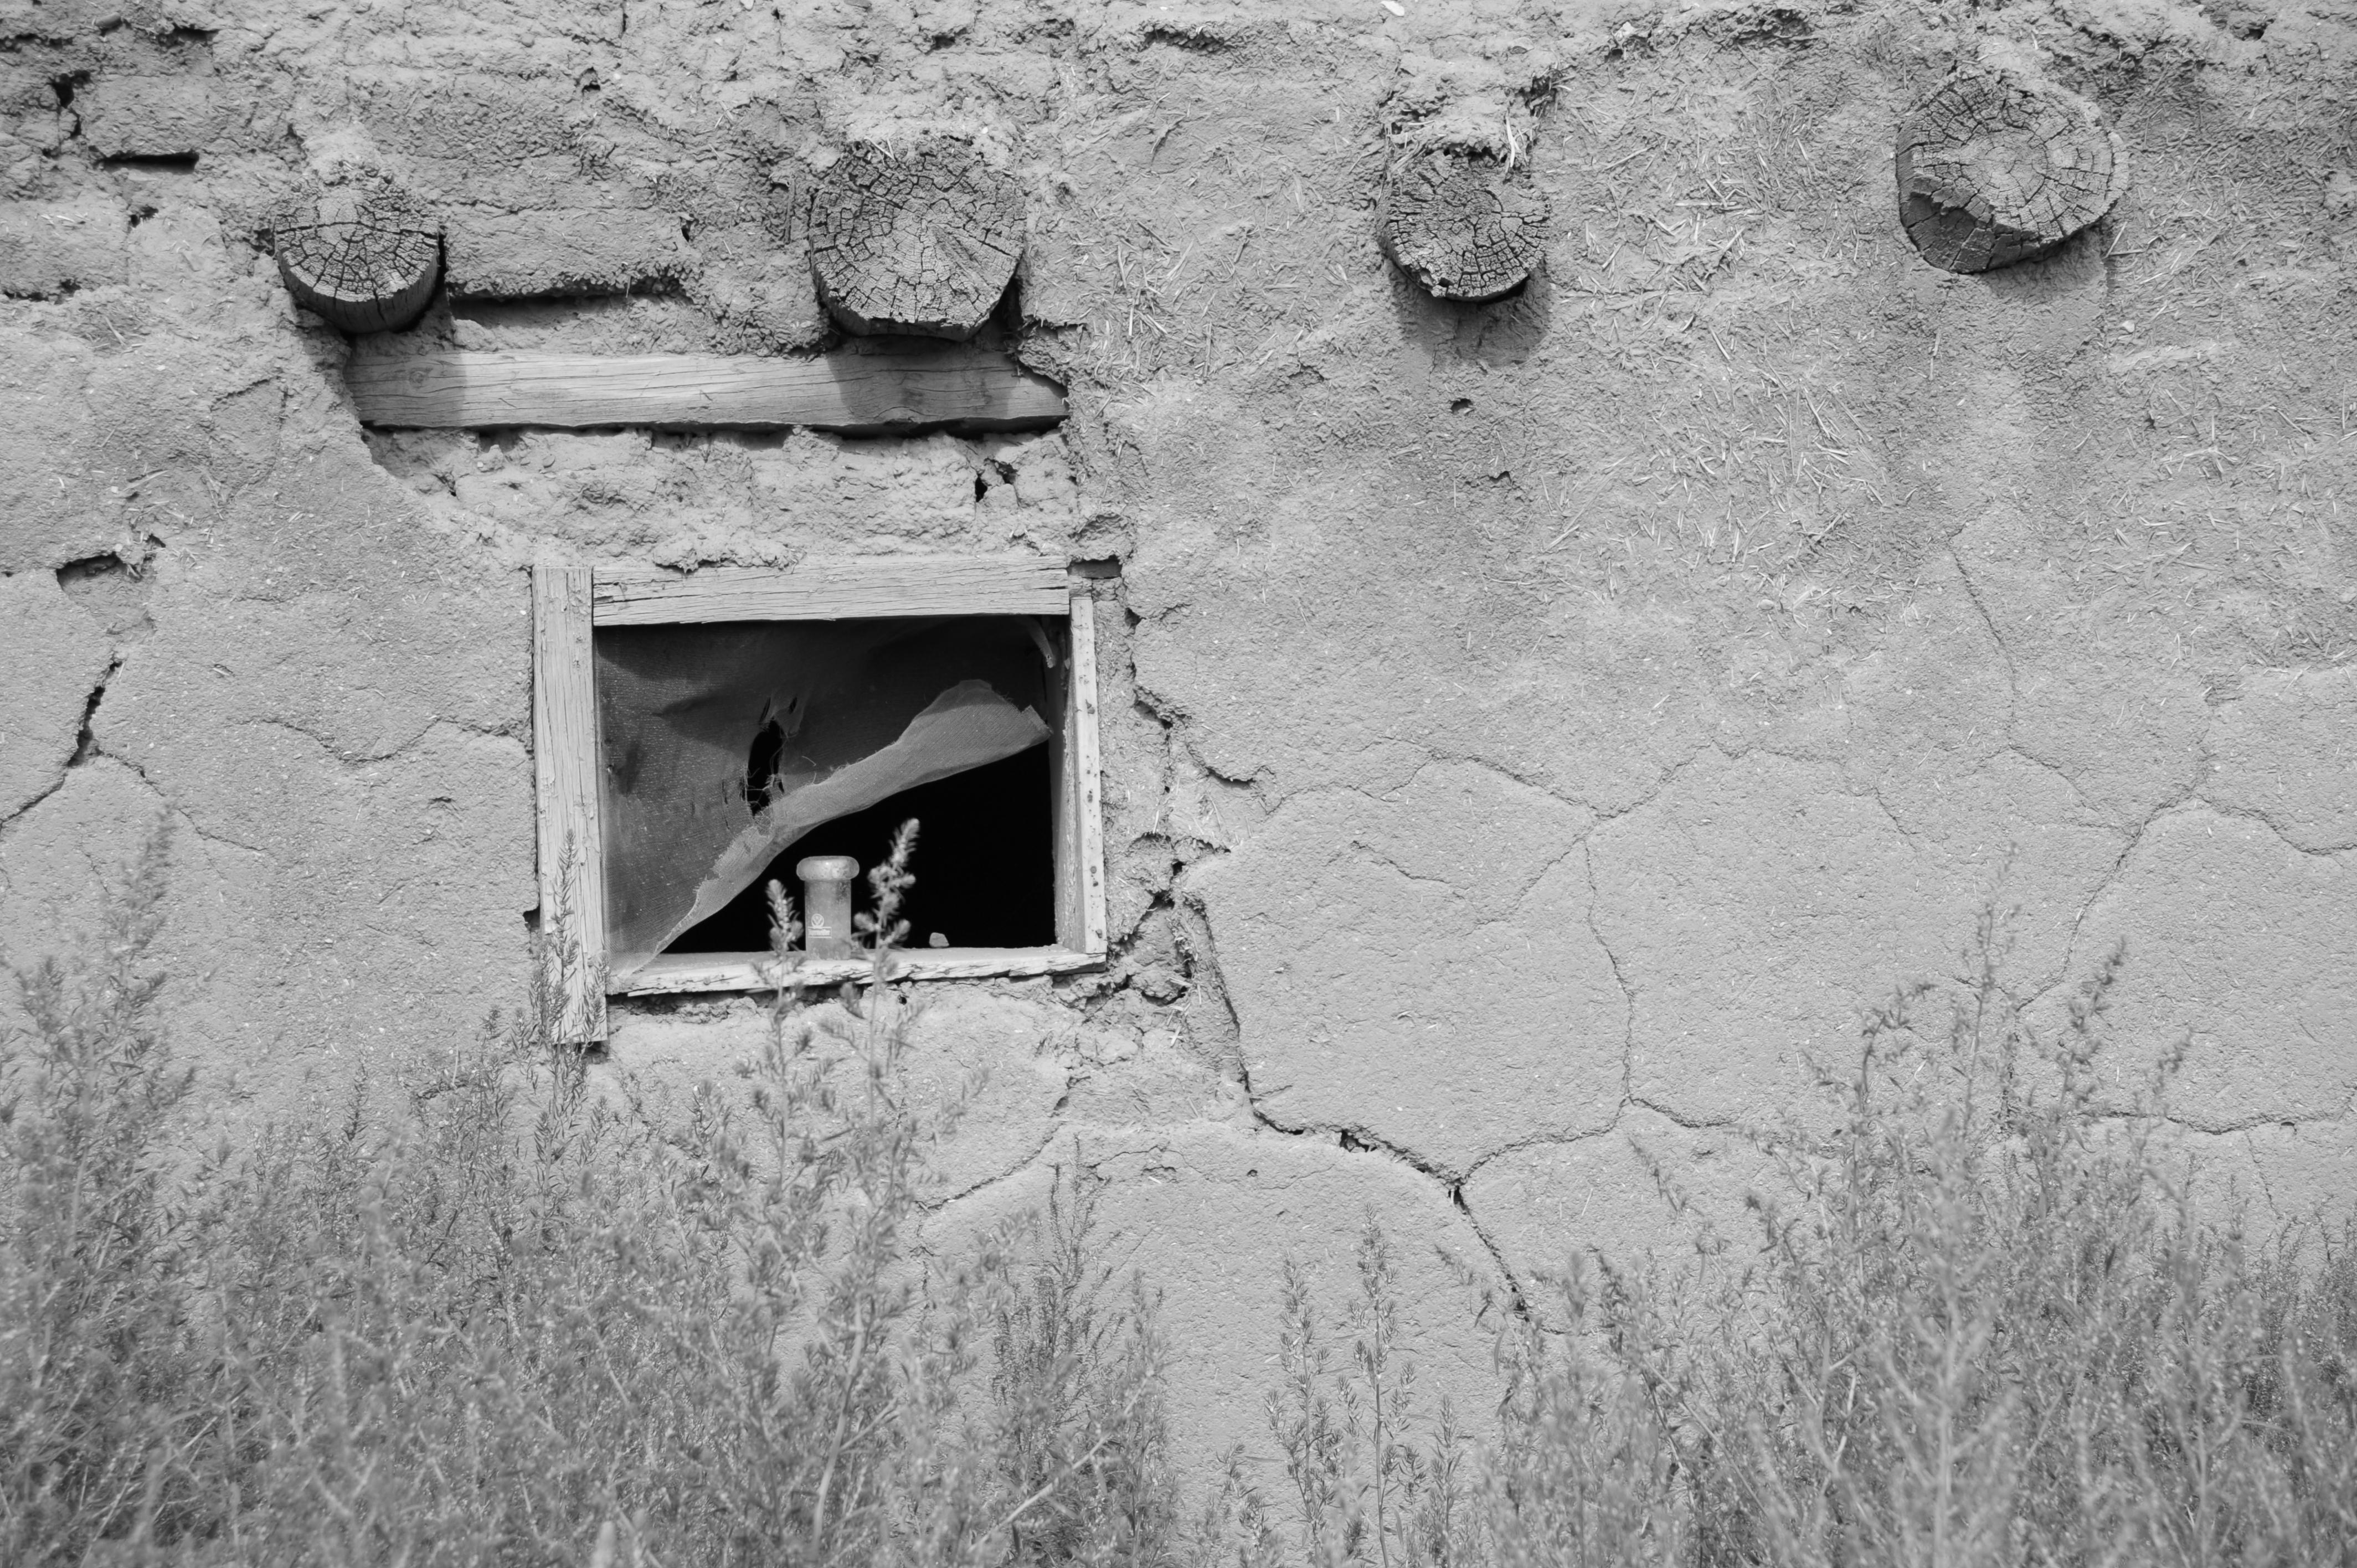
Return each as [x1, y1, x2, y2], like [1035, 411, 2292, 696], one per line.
[532, 556, 1108, 1043]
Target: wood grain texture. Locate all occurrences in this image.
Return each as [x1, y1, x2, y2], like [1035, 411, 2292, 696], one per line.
[809, 138, 1025, 339]
[1377, 149, 1549, 302]
[614, 946, 1102, 996]
[532, 565, 609, 1043]
[591, 557, 1069, 625]
[1067, 585, 1109, 957]
[1896, 69, 2125, 274]
[1050, 613, 1074, 952]
[347, 341, 1066, 432]
[274, 179, 442, 335]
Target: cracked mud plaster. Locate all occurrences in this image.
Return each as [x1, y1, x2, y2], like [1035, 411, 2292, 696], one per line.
[0, 758, 249, 1091]
[4, 0, 2357, 1501]
[2202, 666, 2357, 853]
[930, 1120, 1507, 1487]
[1463, 1105, 1778, 1329]
[2051, 806, 2357, 1131]
[375, 425, 1090, 568]
[0, 571, 114, 821]
[0, 197, 133, 299]
[1589, 750, 1967, 1130]
[1192, 760, 1624, 1176]
[609, 990, 1075, 1201]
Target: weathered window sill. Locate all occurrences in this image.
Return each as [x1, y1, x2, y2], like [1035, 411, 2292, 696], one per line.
[613, 946, 1104, 997]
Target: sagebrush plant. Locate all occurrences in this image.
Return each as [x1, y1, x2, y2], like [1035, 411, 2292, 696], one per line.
[1603, 909, 2357, 1568]
[1228, 1224, 1480, 1568]
[0, 821, 220, 1556]
[7, 828, 2355, 1568]
[0, 820, 1177, 1566]
[1193, 907, 2357, 1568]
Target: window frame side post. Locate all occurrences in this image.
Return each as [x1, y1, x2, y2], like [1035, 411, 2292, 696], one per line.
[532, 563, 610, 1044]
[1067, 581, 1109, 958]
[1050, 615, 1075, 952]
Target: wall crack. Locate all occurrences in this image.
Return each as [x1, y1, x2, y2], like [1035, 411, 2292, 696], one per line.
[1579, 840, 1640, 1112]
[3, 650, 123, 833]
[1944, 539, 2020, 708]
[1234, 1061, 1536, 1320]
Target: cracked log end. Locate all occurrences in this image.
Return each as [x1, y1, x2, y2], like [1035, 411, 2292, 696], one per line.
[1377, 149, 1549, 303]
[1895, 70, 2126, 274]
[807, 138, 1025, 341]
[274, 180, 443, 335]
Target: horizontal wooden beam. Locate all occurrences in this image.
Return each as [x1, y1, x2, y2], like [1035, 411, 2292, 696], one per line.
[614, 946, 1103, 996]
[345, 341, 1066, 432]
[592, 556, 1068, 625]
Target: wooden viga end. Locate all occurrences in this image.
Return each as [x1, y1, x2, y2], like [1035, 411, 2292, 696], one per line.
[272, 178, 444, 334]
[807, 136, 1025, 340]
[1896, 68, 2127, 274]
[1377, 147, 1550, 304]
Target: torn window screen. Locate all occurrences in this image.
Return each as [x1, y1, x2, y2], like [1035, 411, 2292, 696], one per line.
[595, 616, 1053, 972]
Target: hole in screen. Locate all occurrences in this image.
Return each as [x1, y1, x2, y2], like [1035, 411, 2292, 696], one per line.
[668, 741, 1056, 953]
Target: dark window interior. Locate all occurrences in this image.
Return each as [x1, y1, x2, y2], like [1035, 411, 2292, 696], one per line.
[669, 741, 1056, 953]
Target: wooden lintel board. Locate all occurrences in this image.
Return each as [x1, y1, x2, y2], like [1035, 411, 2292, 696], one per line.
[347, 343, 1066, 433]
[531, 565, 609, 1043]
[592, 557, 1068, 626]
[615, 946, 1102, 997]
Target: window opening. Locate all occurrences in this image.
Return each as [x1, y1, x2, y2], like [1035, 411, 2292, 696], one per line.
[531, 556, 1107, 1043]
[596, 614, 1053, 972]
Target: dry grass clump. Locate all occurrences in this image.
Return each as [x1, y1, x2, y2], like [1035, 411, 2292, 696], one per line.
[6, 829, 2353, 1568]
[0, 822, 1174, 1567]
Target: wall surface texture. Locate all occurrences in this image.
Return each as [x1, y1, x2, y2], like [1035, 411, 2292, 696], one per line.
[3, 0, 2355, 1479]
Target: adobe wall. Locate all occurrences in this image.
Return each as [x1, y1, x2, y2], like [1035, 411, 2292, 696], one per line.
[4, 0, 2355, 1481]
